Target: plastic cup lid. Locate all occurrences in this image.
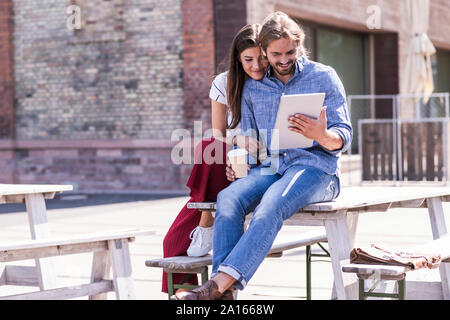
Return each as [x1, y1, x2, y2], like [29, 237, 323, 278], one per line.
[227, 148, 248, 157]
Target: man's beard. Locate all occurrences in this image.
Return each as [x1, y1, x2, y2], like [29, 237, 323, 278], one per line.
[273, 61, 295, 76]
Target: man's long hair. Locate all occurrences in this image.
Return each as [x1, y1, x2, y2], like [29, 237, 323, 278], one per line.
[259, 11, 305, 57]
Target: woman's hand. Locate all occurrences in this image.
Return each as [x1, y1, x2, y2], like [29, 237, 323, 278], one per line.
[225, 162, 251, 182]
[234, 135, 267, 162]
[234, 135, 258, 154]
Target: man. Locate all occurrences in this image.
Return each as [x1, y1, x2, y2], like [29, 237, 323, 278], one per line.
[173, 11, 352, 300]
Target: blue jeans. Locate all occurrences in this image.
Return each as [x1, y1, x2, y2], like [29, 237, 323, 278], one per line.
[211, 165, 340, 290]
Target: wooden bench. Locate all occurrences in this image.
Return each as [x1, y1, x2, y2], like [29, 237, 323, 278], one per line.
[146, 229, 329, 299]
[0, 228, 154, 300]
[342, 235, 450, 300]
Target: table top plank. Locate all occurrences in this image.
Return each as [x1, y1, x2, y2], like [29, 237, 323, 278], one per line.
[188, 187, 450, 212]
[0, 184, 73, 196]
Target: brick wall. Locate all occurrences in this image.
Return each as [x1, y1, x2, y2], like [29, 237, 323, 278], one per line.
[429, 0, 450, 51]
[182, 0, 215, 134]
[13, 0, 184, 140]
[3, 140, 189, 193]
[1, 0, 191, 193]
[213, 0, 247, 73]
[0, 0, 14, 139]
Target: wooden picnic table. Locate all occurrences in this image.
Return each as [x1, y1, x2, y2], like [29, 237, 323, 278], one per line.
[0, 184, 73, 290]
[189, 186, 450, 300]
[0, 184, 155, 300]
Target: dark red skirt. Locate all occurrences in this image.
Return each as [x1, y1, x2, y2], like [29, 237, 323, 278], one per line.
[161, 138, 232, 293]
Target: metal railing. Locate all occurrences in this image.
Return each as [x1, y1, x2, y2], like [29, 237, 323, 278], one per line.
[358, 118, 448, 184]
[343, 92, 450, 186]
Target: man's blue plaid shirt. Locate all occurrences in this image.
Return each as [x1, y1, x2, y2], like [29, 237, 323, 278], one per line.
[241, 54, 353, 177]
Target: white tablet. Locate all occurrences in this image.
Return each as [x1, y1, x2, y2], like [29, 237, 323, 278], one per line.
[270, 92, 326, 150]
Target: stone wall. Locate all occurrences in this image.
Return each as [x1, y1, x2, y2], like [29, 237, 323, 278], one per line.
[182, 0, 215, 134]
[1, 139, 189, 193]
[0, 0, 14, 139]
[1, 0, 191, 193]
[13, 0, 184, 140]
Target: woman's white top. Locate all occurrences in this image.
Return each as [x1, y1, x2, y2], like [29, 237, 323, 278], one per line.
[209, 71, 241, 137]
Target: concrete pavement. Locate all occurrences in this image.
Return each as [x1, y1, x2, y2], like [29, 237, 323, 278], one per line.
[0, 192, 448, 300]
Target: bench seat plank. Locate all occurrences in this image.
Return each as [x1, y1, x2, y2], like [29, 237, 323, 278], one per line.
[342, 264, 407, 276]
[146, 230, 327, 270]
[0, 229, 154, 252]
[0, 280, 114, 300]
[0, 228, 154, 300]
[146, 255, 212, 270]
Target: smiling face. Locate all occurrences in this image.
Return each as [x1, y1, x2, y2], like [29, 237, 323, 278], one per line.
[263, 37, 299, 82]
[239, 46, 269, 80]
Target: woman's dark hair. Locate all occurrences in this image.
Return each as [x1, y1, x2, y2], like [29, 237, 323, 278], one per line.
[226, 24, 261, 129]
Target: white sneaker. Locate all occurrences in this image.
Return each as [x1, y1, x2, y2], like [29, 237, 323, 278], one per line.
[187, 226, 213, 257]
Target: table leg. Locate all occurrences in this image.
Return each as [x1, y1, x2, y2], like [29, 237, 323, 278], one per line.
[89, 251, 111, 300]
[329, 213, 359, 300]
[324, 211, 359, 300]
[109, 239, 136, 300]
[25, 193, 56, 290]
[427, 197, 450, 299]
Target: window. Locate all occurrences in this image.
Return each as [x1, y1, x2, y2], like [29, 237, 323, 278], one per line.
[297, 21, 370, 152]
[433, 49, 450, 94]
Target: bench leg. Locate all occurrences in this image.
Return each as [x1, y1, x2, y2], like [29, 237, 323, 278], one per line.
[201, 267, 209, 285]
[398, 279, 405, 300]
[167, 273, 174, 299]
[168, 273, 198, 299]
[89, 251, 111, 300]
[358, 278, 406, 300]
[308, 242, 332, 300]
[427, 197, 450, 299]
[306, 245, 311, 300]
[359, 279, 365, 300]
[109, 239, 136, 300]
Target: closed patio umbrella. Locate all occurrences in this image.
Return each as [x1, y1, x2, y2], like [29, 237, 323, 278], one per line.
[401, 0, 436, 104]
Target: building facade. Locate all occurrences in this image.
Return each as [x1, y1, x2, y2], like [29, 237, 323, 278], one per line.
[0, 0, 449, 193]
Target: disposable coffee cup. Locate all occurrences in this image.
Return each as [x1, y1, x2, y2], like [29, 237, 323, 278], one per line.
[227, 148, 248, 178]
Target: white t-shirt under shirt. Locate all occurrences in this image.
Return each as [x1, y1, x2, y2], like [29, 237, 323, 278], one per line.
[209, 71, 241, 137]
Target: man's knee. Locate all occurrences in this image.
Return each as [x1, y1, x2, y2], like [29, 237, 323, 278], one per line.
[249, 195, 287, 231]
[216, 188, 239, 216]
[216, 186, 251, 222]
[251, 205, 283, 232]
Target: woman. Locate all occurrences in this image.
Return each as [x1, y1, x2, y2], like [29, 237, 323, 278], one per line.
[161, 24, 269, 294]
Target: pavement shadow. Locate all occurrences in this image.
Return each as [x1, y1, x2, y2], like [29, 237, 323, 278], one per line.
[0, 193, 186, 214]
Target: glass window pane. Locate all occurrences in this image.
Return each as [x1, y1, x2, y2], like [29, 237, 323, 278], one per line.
[436, 49, 450, 94]
[317, 29, 367, 95]
[317, 28, 368, 152]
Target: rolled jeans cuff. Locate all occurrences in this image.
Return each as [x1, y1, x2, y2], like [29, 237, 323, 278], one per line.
[212, 264, 248, 291]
